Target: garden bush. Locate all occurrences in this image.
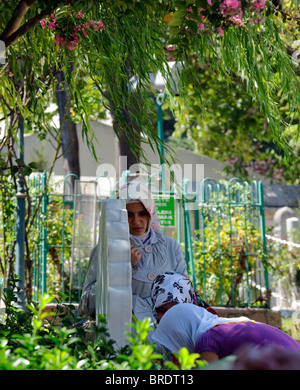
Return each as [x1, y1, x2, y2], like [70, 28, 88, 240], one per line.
[192, 201, 267, 307]
[0, 276, 203, 370]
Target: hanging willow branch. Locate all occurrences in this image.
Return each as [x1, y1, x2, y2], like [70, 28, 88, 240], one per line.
[0, 0, 299, 164]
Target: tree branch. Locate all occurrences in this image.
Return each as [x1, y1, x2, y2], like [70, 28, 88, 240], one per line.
[0, 0, 37, 41]
[0, 0, 75, 48]
[4, 9, 52, 47]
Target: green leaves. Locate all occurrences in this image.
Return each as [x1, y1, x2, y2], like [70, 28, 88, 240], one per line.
[185, 19, 199, 33]
[123, 317, 162, 370]
[168, 10, 187, 27]
[0, 277, 218, 370]
[177, 347, 205, 369]
[164, 347, 206, 370]
[5, 160, 39, 177]
[1, 0, 298, 179]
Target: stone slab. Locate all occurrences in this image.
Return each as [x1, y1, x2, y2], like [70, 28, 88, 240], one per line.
[213, 306, 282, 329]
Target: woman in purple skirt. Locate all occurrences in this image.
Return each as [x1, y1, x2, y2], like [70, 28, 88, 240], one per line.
[150, 303, 300, 364]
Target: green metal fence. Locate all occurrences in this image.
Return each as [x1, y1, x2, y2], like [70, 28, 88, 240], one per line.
[29, 172, 77, 301]
[29, 172, 269, 307]
[191, 178, 269, 307]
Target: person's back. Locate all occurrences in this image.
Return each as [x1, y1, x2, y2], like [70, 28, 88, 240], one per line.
[194, 321, 300, 360]
[151, 303, 300, 364]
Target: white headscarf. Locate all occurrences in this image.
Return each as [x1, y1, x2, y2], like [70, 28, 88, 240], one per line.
[118, 181, 161, 241]
[150, 303, 253, 353]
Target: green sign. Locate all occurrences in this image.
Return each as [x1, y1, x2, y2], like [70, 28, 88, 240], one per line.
[154, 196, 175, 227]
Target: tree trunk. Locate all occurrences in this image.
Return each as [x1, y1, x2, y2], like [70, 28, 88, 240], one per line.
[106, 57, 142, 183]
[113, 110, 141, 182]
[55, 70, 80, 193]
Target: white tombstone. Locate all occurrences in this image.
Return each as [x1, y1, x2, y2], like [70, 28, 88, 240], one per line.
[0, 298, 5, 324]
[273, 206, 296, 239]
[96, 199, 132, 348]
[272, 209, 299, 309]
[0, 40, 6, 65]
[286, 217, 299, 247]
[286, 217, 300, 306]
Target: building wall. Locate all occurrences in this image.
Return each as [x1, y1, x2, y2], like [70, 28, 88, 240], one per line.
[24, 120, 270, 183]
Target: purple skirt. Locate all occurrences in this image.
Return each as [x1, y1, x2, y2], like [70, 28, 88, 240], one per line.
[194, 321, 300, 359]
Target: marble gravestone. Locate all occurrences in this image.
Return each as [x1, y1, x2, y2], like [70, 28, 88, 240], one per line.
[96, 199, 132, 348]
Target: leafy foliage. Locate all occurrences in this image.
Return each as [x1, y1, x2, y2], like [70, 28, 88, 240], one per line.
[1, 0, 300, 166]
[0, 276, 202, 370]
[170, 69, 293, 182]
[166, 0, 300, 173]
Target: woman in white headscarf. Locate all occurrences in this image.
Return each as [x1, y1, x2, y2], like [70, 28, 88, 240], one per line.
[78, 181, 187, 323]
[151, 303, 300, 364]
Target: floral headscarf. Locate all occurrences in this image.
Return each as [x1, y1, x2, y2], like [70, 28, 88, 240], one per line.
[151, 271, 220, 320]
[118, 180, 161, 232]
[151, 271, 197, 320]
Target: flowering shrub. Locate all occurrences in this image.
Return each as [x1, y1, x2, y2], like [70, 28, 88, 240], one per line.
[37, 1, 268, 52]
[218, 0, 265, 27]
[165, 0, 267, 45]
[40, 10, 105, 50]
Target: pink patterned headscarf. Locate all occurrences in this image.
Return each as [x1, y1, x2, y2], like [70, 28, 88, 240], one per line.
[118, 180, 161, 232]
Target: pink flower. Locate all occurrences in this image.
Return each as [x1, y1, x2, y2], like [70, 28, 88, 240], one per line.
[229, 12, 244, 26]
[207, 0, 213, 5]
[48, 18, 57, 30]
[95, 21, 105, 31]
[40, 11, 104, 49]
[87, 20, 105, 31]
[55, 34, 66, 46]
[66, 35, 79, 50]
[217, 26, 224, 36]
[40, 15, 58, 30]
[220, 0, 241, 17]
[253, 0, 265, 10]
[40, 19, 47, 29]
[77, 10, 85, 18]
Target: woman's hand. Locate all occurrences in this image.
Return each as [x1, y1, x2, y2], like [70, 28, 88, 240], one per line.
[131, 245, 142, 267]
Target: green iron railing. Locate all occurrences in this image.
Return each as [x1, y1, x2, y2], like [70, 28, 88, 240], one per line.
[28, 172, 269, 307]
[29, 172, 77, 301]
[192, 178, 269, 307]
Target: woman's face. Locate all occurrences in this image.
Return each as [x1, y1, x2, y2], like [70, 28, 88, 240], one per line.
[156, 301, 178, 323]
[126, 202, 150, 236]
